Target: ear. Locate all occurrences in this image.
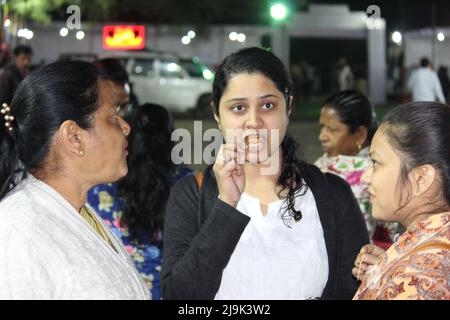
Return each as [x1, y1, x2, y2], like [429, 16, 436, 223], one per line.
[409, 164, 437, 197]
[355, 126, 368, 147]
[58, 120, 85, 157]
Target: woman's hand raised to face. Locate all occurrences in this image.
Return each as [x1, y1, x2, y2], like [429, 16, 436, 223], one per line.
[352, 244, 386, 281]
[213, 143, 246, 208]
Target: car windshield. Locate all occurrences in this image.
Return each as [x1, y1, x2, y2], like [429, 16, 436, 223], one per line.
[180, 57, 212, 79]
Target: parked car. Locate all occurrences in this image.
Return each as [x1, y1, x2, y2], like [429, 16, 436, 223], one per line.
[58, 52, 98, 63]
[103, 50, 213, 115]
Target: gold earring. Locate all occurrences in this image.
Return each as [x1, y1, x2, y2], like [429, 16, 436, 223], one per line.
[79, 149, 84, 157]
[357, 143, 362, 151]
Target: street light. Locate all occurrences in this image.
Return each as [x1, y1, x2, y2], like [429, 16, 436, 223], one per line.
[269, 3, 290, 66]
[392, 31, 402, 44]
[270, 3, 288, 21]
[229, 32, 238, 41]
[76, 30, 85, 40]
[237, 33, 246, 43]
[59, 27, 69, 37]
[181, 35, 191, 45]
[187, 30, 196, 39]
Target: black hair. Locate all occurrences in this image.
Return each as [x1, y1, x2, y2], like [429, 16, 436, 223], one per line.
[212, 46, 307, 223]
[13, 45, 33, 57]
[322, 90, 378, 147]
[94, 58, 129, 85]
[118, 103, 175, 241]
[420, 57, 430, 68]
[381, 102, 450, 212]
[0, 61, 104, 199]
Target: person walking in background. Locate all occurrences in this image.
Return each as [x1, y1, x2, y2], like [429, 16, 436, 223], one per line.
[0, 45, 33, 105]
[337, 57, 354, 91]
[437, 66, 450, 102]
[408, 57, 446, 103]
[87, 104, 194, 299]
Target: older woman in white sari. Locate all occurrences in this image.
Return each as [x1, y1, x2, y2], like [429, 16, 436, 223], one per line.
[0, 61, 149, 299]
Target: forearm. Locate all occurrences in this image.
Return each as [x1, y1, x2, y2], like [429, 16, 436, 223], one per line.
[161, 199, 249, 299]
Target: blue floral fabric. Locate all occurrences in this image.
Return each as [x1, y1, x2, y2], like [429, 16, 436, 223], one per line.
[87, 165, 194, 299]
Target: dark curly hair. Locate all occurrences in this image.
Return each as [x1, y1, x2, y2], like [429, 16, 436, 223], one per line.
[118, 103, 175, 241]
[212, 47, 307, 223]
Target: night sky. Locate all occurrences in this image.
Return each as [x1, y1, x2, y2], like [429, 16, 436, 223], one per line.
[48, 0, 450, 32]
[310, 0, 450, 31]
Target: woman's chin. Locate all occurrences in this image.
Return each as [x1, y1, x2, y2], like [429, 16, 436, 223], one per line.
[115, 165, 128, 180]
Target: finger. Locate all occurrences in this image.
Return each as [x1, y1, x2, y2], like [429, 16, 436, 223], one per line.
[371, 245, 386, 257]
[363, 244, 385, 257]
[234, 164, 243, 176]
[360, 254, 381, 265]
[217, 159, 239, 177]
[352, 267, 359, 279]
[352, 267, 364, 281]
[216, 145, 238, 165]
[224, 144, 247, 165]
[359, 244, 373, 254]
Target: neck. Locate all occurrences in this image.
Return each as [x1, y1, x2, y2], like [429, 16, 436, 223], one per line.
[403, 212, 435, 231]
[402, 202, 449, 231]
[37, 172, 90, 212]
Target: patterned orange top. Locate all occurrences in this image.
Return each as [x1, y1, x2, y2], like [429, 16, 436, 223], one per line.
[354, 212, 450, 300]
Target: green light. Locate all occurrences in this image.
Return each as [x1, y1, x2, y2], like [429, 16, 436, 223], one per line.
[202, 69, 214, 80]
[270, 3, 287, 21]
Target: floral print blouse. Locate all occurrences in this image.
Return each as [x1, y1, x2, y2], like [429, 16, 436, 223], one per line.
[87, 165, 194, 300]
[315, 148, 374, 229]
[354, 212, 449, 300]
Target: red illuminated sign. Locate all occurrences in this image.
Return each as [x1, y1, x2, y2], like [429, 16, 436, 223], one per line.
[103, 25, 145, 50]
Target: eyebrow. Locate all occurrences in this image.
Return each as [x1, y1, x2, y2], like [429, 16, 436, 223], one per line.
[369, 151, 378, 158]
[225, 94, 280, 103]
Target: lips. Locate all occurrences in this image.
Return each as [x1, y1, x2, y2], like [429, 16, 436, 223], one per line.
[322, 146, 331, 153]
[367, 189, 376, 201]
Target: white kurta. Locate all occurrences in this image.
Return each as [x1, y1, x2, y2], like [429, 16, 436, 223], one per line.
[215, 185, 329, 300]
[0, 175, 149, 300]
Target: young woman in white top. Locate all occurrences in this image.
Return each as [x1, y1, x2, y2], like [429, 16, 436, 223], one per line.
[161, 47, 369, 300]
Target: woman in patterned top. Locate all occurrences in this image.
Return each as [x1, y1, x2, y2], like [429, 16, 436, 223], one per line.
[315, 90, 394, 248]
[353, 102, 449, 300]
[88, 104, 193, 299]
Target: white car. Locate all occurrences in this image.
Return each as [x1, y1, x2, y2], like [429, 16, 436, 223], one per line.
[108, 51, 213, 115]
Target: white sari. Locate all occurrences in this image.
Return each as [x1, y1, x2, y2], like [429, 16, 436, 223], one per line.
[0, 175, 149, 300]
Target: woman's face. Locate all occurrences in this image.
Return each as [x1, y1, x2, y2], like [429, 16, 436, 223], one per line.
[83, 80, 130, 184]
[318, 107, 361, 157]
[361, 129, 405, 221]
[215, 72, 289, 163]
